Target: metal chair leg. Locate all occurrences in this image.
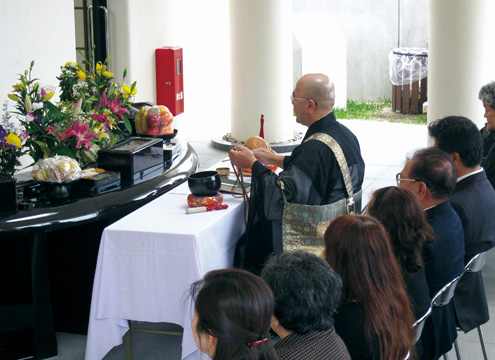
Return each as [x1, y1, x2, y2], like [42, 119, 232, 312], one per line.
[477, 326, 488, 360]
[454, 338, 461, 360]
[125, 320, 133, 360]
[124, 329, 133, 360]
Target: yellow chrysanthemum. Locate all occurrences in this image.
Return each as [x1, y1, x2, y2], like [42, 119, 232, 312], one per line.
[6, 133, 22, 148]
[103, 71, 113, 78]
[77, 69, 87, 80]
[103, 109, 112, 116]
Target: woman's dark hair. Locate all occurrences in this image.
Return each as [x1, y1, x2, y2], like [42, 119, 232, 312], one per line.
[367, 186, 434, 275]
[190, 269, 278, 360]
[261, 250, 342, 334]
[324, 215, 415, 360]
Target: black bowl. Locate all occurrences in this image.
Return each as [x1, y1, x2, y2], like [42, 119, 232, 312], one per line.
[188, 171, 221, 196]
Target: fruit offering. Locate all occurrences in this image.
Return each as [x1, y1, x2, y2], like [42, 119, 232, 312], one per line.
[32, 155, 83, 183]
[135, 105, 174, 136]
[187, 193, 224, 208]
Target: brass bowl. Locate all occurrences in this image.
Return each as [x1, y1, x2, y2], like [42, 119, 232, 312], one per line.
[216, 167, 230, 177]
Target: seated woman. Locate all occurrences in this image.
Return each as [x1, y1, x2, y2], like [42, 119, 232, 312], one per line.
[479, 81, 495, 189]
[367, 186, 434, 319]
[324, 215, 415, 360]
[189, 268, 278, 360]
[261, 250, 350, 360]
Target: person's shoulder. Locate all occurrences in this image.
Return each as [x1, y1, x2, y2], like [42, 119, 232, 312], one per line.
[428, 201, 462, 231]
[452, 172, 495, 204]
[297, 135, 338, 155]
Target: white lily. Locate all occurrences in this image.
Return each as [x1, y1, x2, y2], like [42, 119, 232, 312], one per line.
[73, 98, 83, 117]
[25, 94, 33, 113]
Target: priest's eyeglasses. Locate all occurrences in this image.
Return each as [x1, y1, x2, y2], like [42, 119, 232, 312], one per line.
[395, 172, 418, 186]
[290, 93, 318, 106]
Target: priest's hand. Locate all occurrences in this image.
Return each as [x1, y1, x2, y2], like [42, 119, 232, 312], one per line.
[228, 146, 257, 169]
[252, 148, 285, 169]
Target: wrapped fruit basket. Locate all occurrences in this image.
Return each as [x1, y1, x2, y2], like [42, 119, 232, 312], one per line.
[135, 105, 175, 137]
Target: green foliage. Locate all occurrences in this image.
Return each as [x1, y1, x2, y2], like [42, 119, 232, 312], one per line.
[334, 98, 427, 125]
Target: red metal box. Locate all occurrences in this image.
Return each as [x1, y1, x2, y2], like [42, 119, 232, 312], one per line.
[156, 46, 184, 116]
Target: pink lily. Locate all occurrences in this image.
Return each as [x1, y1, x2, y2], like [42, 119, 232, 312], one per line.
[107, 95, 130, 119]
[46, 126, 57, 136]
[70, 119, 98, 150]
[47, 126, 70, 141]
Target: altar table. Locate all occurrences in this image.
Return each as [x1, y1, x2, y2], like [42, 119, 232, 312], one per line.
[85, 182, 246, 359]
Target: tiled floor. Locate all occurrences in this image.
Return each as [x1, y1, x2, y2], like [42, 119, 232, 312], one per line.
[52, 120, 494, 359]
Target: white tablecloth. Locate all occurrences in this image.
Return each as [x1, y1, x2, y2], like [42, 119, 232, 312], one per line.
[85, 182, 245, 359]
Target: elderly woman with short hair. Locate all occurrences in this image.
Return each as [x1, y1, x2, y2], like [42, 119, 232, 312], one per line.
[479, 81, 495, 189]
[261, 251, 350, 360]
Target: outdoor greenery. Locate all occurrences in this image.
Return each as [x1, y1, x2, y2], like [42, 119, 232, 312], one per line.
[334, 98, 427, 125]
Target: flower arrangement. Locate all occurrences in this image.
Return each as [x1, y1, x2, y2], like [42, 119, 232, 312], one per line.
[7, 47, 137, 167]
[0, 101, 25, 178]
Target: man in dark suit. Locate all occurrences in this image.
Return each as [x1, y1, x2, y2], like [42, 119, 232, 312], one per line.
[428, 116, 495, 333]
[398, 147, 465, 360]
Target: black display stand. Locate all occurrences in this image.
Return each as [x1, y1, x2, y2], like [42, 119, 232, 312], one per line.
[0, 139, 198, 359]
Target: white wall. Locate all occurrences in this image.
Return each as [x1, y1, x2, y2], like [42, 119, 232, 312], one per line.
[0, 1, 76, 108]
[0, 1, 76, 167]
[108, 0, 231, 140]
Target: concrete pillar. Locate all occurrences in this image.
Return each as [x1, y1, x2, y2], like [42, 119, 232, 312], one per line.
[230, 0, 293, 143]
[293, 12, 347, 109]
[428, 0, 495, 129]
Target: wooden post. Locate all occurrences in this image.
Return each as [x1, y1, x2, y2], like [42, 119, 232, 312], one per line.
[402, 83, 410, 113]
[411, 81, 420, 114]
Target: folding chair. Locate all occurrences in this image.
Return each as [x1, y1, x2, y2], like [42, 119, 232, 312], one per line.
[431, 274, 463, 360]
[453, 251, 489, 360]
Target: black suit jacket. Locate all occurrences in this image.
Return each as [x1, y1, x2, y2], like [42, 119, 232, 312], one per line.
[450, 170, 495, 332]
[421, 200, 465, 359]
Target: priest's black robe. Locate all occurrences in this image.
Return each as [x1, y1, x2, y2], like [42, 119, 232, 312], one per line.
[234, 112, 365, 274]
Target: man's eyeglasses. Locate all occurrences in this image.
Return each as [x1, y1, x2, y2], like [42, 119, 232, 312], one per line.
[395, 172, 419, 186]
[290, 93, 318, 106]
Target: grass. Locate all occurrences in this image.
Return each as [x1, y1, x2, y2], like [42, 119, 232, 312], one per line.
[334, 98, 427, 125]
